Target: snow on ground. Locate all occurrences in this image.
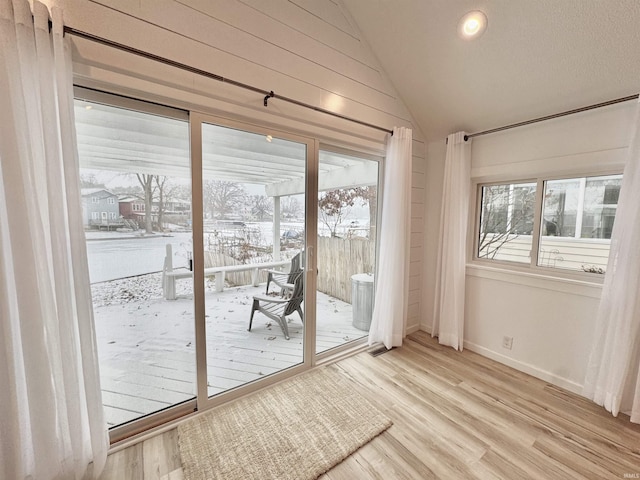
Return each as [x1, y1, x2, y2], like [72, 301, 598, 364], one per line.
[91, 272, 186, 306]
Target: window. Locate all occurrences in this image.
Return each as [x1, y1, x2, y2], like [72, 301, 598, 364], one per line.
[108, 197, 115, 204]
[92, 196, 99, 204]
[109, 212, 116, 220]
[91, 212, 98, 220]
[477, 174, 622, 274]
[478, 182, 536, 264]
[538, 174, 622, 272]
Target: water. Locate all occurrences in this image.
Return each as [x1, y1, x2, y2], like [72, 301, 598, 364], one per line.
[86, 220, 368, 283]
[86, 232, 193, 283]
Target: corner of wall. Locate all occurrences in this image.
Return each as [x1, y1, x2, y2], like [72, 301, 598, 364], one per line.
[420, 139, 447, 331]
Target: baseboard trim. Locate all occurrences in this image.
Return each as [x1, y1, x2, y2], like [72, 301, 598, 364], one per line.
[463, 340, 584, 395]
[405, 323, 421, 335]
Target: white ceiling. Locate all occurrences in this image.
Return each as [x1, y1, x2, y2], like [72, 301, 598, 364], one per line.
[342, 0, 640, 141]
[75, 100, 378, 194]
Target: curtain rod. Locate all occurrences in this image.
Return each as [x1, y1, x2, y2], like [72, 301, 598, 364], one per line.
[463, 94, 639, 141]
[63, 27, 394, 136]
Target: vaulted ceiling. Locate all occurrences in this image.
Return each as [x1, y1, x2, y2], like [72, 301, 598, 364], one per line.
[342, 0, 640, 141]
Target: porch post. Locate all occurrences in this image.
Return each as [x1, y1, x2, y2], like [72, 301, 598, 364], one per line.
[273, 196, 281, 261]
[163, 243, 176, 300]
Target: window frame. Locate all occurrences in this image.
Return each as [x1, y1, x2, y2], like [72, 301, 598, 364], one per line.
[475, 179, 540, 266]
[471, 168, 623, 280]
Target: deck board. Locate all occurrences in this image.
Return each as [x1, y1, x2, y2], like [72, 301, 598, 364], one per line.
[95, 284, 366, 427]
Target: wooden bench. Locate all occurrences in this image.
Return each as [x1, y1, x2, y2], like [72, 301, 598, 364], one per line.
[162, 244, 289, 300]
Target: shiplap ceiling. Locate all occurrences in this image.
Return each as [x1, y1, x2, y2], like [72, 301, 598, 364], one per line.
[342, 0, 640, 141]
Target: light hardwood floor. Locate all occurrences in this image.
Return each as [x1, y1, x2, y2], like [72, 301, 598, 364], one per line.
[99, 331, 640, 479]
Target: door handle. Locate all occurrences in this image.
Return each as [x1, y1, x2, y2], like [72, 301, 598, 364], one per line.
[307, 246, 314, 273]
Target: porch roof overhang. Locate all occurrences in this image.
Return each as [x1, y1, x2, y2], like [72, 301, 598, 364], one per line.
[75, 101, 379, 196]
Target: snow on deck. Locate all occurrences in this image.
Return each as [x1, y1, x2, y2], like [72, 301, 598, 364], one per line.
[92, 276, 366, 427]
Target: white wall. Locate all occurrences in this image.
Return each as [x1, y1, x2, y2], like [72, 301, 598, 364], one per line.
[58, 0, 426, 332]
[423, 101, 636, 393]
[422, 139, 446, 335]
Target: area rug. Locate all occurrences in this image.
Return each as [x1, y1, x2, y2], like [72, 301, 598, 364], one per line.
[177, 366, 392, 480]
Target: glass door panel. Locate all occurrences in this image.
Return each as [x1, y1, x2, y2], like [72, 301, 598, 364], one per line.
[316, 149, 380, 354]
[198, 121, 309, 398]
[75, 95, 195, 430]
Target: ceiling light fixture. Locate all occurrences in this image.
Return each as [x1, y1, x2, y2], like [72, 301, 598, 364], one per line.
[458, 10, 487, 39]
[265, 134, 273, 142]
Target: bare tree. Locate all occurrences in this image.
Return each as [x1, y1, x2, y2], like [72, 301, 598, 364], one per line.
[281, 196, 302, 220]
[203, 180, 246, 219]
[136, 174, 156, 234]
[154, 176, 168, 232]
[79, 172, 104, 188]
[478, 184, 536, 259]
[250, 194, 272, 221]
[317, 187, 377, 238]
[153, 176, 187, 231]
[318, 189, 358, 237]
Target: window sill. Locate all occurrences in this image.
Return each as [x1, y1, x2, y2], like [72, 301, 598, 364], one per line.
[466, 262, 604, 299]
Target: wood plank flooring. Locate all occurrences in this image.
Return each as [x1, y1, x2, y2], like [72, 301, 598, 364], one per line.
[99, 331, 640, 479]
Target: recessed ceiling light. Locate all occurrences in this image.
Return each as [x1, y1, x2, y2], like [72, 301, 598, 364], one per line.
[458, 10, 487, 39]
[265, 134, 273, 142]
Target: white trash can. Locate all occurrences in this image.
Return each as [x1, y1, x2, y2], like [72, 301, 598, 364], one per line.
[351, 273, 374, 330]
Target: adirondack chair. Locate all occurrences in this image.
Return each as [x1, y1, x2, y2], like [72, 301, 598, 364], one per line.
[265, 250, 304, 296]
[249, 271, 304, 340]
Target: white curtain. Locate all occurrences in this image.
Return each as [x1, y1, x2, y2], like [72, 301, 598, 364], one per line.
[368, 127, 412, 349]
[583, 99, 640, 423]
[432, 132, 471, 350]
[0, 1, 108, 478]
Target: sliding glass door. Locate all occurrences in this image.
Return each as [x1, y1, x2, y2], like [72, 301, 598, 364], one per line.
[75, 89, 380, 439]
[316, 149, 381, 355]
[190, 113, 317, 408]
[75, 89, 196, 435]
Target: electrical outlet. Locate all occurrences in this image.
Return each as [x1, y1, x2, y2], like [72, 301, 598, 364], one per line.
[502, 336, 513, 350]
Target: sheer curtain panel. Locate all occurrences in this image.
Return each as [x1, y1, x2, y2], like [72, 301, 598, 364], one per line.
[583, 99, 640, 423]
[368, 127, 412, 349]
[0, 1, 108, 478]
[432, 132, 471, 350]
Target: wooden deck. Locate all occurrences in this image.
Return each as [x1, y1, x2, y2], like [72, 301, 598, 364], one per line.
[94, 284, 367, 427]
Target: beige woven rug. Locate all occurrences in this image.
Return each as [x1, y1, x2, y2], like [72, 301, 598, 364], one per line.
[177, 366, 392, 480]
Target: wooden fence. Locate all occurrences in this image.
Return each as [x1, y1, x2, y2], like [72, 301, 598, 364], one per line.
[317, 236, 375, 303]
[204, 236, 375, 302]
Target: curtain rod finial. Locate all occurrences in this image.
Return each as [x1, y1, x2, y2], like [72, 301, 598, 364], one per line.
[264, 91, 275, 107]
